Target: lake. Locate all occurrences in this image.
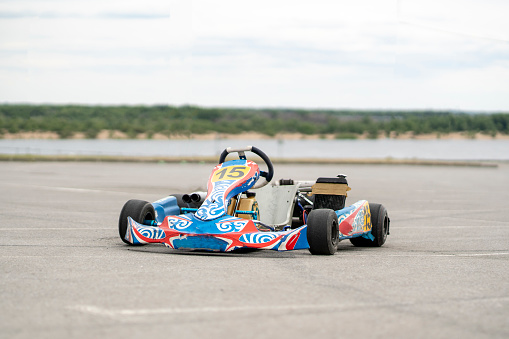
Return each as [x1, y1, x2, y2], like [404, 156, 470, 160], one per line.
[0, 138, 508, 161]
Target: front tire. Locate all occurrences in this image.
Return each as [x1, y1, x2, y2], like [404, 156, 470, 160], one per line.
[118, 199, 156, 245]
[307, 209, 339, 255]
[350, 203, 389, 247]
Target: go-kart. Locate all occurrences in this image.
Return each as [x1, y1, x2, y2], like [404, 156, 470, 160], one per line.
[118, 146, 390, 255]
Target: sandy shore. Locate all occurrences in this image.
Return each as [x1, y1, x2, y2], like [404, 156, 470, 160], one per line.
[2, 130, 509, 140]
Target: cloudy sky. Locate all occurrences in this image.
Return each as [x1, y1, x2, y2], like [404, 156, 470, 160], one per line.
[1, 0, 508, 110]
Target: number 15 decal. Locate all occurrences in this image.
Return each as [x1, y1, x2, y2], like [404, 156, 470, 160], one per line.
[212, 166, 250, 182]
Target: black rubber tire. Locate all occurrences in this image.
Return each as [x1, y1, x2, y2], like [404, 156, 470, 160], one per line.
[350, 203, 389, 247]
[118, 199, 156, 245]
[307, 209, 339, 255]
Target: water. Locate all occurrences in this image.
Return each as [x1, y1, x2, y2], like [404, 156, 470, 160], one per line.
[0, 138, 508, 161]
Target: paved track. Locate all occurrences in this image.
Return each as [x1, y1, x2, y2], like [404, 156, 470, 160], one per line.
[1, 161, 508, 339]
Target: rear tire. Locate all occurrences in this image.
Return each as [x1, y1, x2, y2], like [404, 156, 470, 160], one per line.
[307, 209, 339, 255]
[118, 199, 156, 245]
[350, 203, 389, 247]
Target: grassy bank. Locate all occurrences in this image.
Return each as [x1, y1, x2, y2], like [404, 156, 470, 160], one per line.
[1, 104, 508, 139]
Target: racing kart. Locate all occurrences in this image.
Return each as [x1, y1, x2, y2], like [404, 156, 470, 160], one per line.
[118, 146, 390, 255]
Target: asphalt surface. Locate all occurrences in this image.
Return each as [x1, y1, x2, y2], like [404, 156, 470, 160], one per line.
[1, 161, 508, 339]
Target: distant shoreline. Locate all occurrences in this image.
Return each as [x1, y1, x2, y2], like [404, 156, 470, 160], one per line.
[0, 153, 500, 167]
[2, 130, 509, 140]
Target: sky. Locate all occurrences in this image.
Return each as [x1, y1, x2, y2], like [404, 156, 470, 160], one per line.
[0, 0, 508, 111]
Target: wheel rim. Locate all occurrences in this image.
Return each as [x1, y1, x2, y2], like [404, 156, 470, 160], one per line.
[331, 218, 339, 246]
[382, 214, 388, 241]
[144, 211, 155, 222]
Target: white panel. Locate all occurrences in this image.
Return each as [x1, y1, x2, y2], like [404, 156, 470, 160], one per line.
[254, 184, 298, 226]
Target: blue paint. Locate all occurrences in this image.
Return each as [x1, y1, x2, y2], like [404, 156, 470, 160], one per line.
[335, 205, 356, 219]
[172, 236, 228, 251]
[293, 226, 309, 250]
[362, 231, 375, 241]
[152, 196, 180, 223]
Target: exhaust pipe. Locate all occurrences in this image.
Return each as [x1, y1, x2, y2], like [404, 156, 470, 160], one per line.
[190, 193, 202, 203]
[182, 192, 207, 204]
[182, 194, 192, 204]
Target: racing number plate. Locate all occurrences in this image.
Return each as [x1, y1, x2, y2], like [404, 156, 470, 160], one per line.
[211, 166, 251, 182]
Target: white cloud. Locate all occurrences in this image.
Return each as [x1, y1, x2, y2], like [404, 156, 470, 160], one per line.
[399, 0, 509, 42]
[0, 0, 172, 18]
[0, 0, 508, 110]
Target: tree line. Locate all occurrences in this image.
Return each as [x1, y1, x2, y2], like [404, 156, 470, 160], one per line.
[0, 104, 508, 139]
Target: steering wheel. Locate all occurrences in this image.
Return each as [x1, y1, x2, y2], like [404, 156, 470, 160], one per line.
[219, 146, 274, 189]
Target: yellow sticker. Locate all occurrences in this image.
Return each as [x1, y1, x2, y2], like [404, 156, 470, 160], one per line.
[363, 204, 372, 232]
[211, 166, 250, 182]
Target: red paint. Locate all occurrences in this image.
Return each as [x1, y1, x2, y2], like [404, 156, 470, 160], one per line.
[286, 233, 300, 250]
